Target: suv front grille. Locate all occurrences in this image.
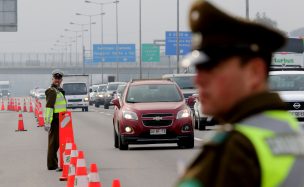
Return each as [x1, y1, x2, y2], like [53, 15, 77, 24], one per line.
[68, 99, 82, 102]
[286, 102, 304, 110]
[142, 120, 172, 127]
[142, 113, 173, 118]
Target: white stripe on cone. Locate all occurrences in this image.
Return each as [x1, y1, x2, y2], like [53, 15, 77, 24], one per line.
[74, 175, 89, 187]
[88, 173, 100, 183]
[68, 165, 75, 176]
[76, 159, 86, 167]
[65, 143, 72, 150]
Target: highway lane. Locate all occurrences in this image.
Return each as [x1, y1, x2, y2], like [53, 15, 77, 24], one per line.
[0, 99, 215, 187]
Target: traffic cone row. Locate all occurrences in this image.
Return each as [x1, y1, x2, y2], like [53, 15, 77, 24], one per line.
[58, 139, 109, 187]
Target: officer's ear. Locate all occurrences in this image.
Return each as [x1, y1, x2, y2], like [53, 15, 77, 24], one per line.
[243, 57, 268, 89]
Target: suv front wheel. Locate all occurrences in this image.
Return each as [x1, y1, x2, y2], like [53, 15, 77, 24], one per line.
[178, 137, 194, 149]
[118, 132, 129, 150]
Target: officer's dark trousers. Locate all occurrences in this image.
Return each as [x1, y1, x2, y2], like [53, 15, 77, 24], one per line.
[47, 114, 59, 169]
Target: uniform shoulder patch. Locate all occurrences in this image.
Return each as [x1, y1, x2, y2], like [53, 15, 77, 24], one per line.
[210, 131, 229, 144]
[178, 179, 203, 187]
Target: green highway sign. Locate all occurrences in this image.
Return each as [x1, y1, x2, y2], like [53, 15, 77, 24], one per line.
[142, 44, 160, 62]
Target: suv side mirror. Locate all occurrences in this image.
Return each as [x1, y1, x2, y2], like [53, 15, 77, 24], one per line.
[94, 90, 97, 93]
[89, 89, 92, 92]
[112, 98, 120, 109]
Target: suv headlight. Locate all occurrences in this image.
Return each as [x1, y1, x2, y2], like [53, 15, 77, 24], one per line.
[84, 97, 89, 101]
[123, 111, 138, 120]
[177, 109, 191, 119]
[98, 94, 104, 97]
[107, 93, 112, 97]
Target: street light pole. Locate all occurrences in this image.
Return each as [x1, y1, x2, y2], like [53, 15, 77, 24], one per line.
[139, 0, 142, 79]
[246, 0, 249, 19]
[114, 0, 119, 81]
[70, 22, 94, 74]
[176, 0, 180, 74]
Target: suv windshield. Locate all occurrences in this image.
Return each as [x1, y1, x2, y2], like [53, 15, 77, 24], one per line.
[126, 84, 182, 103]
[269, 74, 304, 91]
[170, 76, 195, 89]
[98, 85, 106, 92]
[108, 84, 121, 91]
[63, 83, 87, 95]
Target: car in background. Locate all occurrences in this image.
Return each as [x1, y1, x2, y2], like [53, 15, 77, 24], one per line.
[0, 89, 10, 98]
[192, 94, 217, 130]
[94, 84, 107, 108]
[89, 85, 99, 105]
[268, 66, 304, 127]
[112, 79, 194, 150]
[162, 74, 197, 110]
[35, 89, 46, 99]
[104, 82, 126, 109]
[62, 75, 90, 112]
[115, 84, 127, 99]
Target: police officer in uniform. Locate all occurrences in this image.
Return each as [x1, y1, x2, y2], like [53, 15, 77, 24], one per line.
[177, 1, 304, 187]
[45, 70, 67, 171]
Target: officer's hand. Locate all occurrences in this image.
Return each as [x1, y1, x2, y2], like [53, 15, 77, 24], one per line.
[44, 124, 51, 132]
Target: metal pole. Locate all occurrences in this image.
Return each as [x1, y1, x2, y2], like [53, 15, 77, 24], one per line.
[176, 0, 180, 74]
[101, 4, 104, 83]
[115, 1, 119, 81]
[81, 25, 85, 74]
[75, 32, 78, 66]
[246, 0, 249, 19]
[90, 16, 93, 64]
[139, 0, 142, 79]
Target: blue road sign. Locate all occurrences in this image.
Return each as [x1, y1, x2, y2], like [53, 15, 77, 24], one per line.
[165, 31, 192, 56]
[93, 44, 136, 63]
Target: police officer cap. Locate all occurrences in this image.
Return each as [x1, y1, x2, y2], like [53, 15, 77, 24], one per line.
[52, 69, 64, 78]
[182, 0, 286, 69]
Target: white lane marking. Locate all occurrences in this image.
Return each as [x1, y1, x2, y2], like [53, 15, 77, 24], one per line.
[99, 112, 104, 114]
[106, 113, 113, 116]
[194, 137, 204, 142]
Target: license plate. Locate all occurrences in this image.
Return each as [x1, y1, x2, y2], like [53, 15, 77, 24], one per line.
[150, 129, 166, 135]
[290, 111, 304, 118]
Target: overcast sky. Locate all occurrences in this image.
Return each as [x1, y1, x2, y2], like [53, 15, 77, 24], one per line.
[0, 0, 303, 53]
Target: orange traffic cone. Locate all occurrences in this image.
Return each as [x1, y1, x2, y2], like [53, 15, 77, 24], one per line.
[74, 151, 88, 187]
[29, 101, 33, 113]
[112, 179, 121, 187]
[16, 111, 27, 132]
[66, 144, 78, 187]
[88, 163, 101, 187]
[23, 99, 27, 112]
[1, 100, 5, 111]
[37, 109, 44, 127]
[59, 142, 73, 181]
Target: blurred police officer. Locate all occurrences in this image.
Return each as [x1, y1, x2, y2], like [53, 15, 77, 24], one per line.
[177, 1, 304, 187]
[45, 70, 67, 171]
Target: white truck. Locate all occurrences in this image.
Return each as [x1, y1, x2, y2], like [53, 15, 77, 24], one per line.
[0, 81, 11, 98]
[272, 52, 303, 67]
[272, 38, 304, 67]
[62, 75, 90, 112]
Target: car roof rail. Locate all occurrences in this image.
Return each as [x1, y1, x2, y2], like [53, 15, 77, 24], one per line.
[130, 78, 173, 83]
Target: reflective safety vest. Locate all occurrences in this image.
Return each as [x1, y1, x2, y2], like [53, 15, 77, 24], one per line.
[235, 110, 304, 187]
[53, 88, 67, 113]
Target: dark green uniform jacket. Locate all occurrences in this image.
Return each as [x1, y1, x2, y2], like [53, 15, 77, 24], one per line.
[45, 84, 65, 169]
[178, 92, 287, 187]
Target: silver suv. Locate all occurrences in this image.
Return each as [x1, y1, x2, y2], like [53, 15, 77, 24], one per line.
[269, 68, 304, 126]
